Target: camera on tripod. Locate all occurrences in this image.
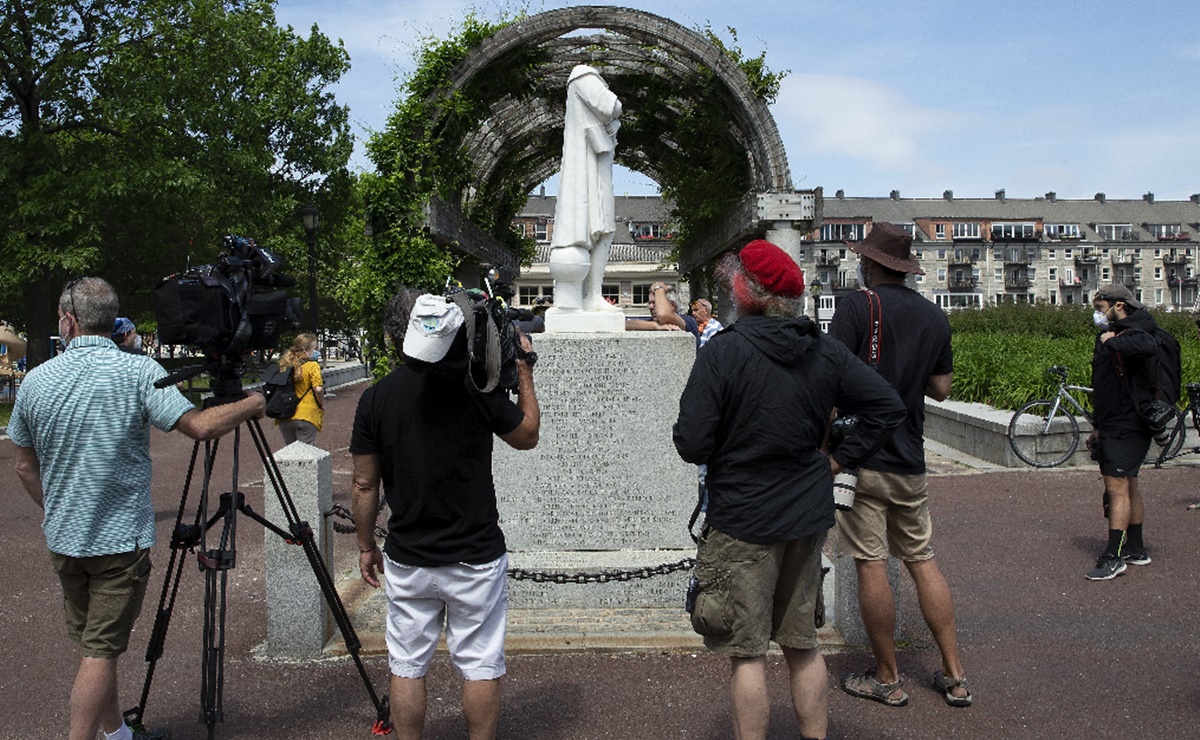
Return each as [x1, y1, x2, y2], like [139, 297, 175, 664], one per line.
[152, 235, 302, 362]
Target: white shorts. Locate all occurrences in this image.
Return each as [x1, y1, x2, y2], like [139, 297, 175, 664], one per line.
[383, 553, 509, 680]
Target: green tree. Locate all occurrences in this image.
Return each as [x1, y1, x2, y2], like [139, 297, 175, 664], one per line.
[0, 0, 352, 367]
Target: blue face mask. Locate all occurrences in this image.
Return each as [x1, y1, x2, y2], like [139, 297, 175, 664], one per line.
[1093, 310, 1110, 330]
[310, 350, 321, 360]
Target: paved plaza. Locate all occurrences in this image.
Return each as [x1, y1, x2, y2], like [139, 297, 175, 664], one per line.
[3, 371, 1199, 739]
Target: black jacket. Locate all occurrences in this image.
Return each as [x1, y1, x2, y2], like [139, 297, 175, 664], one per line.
[673, 315, 905, 543]
[1092, 309, 1158, 434]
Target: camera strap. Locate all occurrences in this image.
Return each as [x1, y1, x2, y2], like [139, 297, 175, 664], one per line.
[448, 291, 502, 394]
[863, 289, 883, 367]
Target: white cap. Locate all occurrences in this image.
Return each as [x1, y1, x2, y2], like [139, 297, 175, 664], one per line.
[403, 294, 464, 363]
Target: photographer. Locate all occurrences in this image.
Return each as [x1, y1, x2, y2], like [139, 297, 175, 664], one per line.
[673, 240, 903, 740]
[350, 287, 539, 740]
[10, 277, 264, 740]
[828, 223, 970, 708]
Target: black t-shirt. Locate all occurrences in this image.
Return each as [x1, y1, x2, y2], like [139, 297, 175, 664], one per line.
[349, 365, 525, 566]
[828, 284, 953, 474]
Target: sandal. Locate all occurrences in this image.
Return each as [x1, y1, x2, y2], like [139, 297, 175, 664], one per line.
[932, 670, 973, 708]
[841, 669, 908, 707]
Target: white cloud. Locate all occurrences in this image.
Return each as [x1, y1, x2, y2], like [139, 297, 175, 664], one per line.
[777, 74, 969, 172]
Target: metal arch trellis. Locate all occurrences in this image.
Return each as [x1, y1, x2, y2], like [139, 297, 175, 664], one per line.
[325, 504, 695, 584]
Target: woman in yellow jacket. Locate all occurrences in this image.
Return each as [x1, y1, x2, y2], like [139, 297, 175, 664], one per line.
[276, 332, 324, 445]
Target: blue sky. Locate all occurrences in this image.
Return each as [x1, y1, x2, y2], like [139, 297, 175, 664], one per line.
[275, 0, 1200, 201]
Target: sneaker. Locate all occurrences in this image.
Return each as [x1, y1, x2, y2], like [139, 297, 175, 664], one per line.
[126, 721, 171, 740]
[1086, 555, 1127, 581]
[1122, 546, 1152, 566]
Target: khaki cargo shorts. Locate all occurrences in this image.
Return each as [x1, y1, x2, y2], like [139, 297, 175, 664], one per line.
[835, 469, 934, 562]
[50, 548, 152, 659]
[690, 527, 825, 656]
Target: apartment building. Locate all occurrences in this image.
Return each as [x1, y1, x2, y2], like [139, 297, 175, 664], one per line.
[515, 190, 1200, 325]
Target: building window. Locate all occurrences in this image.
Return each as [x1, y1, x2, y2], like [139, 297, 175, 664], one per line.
[633, 284, 651, 305]
[991, 222, 1035, 240]
[1049, 268, 1057, 281]
[938, 268, 947, 282]
[534, 221, 548, 241]
[935, 224, 946, 240]
[821, 223, 865, 241]
[1102, 267, 1111, 281]
[1099, 223, 1134, 241]
[1150, 224, 1182, 239]
[1046, 223, 1080, 240]
[1155, 267, 1163, 280]
[601, 284, 620, 304]
[517, 284, 554, 307]
[952, 222, 981, 239]
[1064, 248, 1073, 259]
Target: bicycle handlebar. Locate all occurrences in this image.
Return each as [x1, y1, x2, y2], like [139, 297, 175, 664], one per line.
[1046, 365, 1068, 380]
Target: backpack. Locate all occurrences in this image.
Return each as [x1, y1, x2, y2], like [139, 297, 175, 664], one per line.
[262, 361, 311, 419]
[1150, 325, 1182, 405]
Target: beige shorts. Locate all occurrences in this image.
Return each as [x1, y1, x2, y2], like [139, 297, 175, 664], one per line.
[690, 527, 825, 656]
[835, 469, 934, 562]
[50, 548, 152, 659]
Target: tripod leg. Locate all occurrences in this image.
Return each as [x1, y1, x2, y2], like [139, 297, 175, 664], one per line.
[125, 437, 209, 729]
[244, 417, 393, 733]
[199, 489, 240, 733]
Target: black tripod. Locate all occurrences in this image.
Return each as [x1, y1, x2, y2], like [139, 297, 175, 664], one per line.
[124, 367, 391, 738]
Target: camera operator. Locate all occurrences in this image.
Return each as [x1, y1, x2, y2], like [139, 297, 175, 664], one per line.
[350, 287, 540, 740]
[10, 277, 265, 740]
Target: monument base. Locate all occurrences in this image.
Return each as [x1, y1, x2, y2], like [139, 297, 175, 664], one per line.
[543, 308, 626, 333]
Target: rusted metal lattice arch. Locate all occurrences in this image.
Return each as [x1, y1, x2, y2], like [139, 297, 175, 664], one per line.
[420, 6, 806, 272]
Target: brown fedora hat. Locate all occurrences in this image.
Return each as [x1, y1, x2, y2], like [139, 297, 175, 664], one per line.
[848, 222, 924, 275]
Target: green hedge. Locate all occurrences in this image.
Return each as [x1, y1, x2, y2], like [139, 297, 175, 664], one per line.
[948, 304, 1200, 410]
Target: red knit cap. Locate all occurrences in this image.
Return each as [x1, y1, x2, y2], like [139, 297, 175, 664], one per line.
[739, 239, 805, 297]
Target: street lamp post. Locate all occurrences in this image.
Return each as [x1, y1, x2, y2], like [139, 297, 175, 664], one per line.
[301, 204, 320, 335]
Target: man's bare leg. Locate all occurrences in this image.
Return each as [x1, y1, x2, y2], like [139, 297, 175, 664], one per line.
[69, 656, 121, 740]
[854, 559, 901, 687]
[729, 655, 770, 740]
[782, 646, 828, 739]
[905, 558, 968, 700]
[390, 675, 427, 740]
[462, 678, 501, 740]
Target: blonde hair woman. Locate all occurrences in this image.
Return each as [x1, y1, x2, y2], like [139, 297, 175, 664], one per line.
[276, 332, 324, 445]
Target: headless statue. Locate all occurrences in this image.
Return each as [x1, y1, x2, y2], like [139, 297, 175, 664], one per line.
[548, 65, 623, 315]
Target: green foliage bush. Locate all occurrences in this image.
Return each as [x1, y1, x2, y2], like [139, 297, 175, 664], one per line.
[949, 304, 1200, 410]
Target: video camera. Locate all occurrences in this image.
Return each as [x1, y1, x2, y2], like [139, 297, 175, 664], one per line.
[444, 266, 529, 393]
[153, 235, 301, 359]
[151, 235, 302, 395]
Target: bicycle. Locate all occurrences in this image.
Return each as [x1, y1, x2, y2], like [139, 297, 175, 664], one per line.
[1007, 366, 1095, 468]
[1151, 382, 1200, 467]
[1007, 365, 1188, 468]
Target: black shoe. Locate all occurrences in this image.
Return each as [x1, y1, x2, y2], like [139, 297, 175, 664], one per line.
[1086, 554, 1127, 581]
[1122, 546, 1151, 566]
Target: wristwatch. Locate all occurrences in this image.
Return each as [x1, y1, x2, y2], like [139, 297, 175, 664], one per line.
[517, 346, 538, 367]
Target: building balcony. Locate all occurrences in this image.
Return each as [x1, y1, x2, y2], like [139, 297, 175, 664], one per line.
[1102, 231, 1141, 242]
[991, 231, 1041, 243]
[1005, 277, 1030, 289]
[1169, 276, 1198, 287]
[1059, 278, 1084, 288]
[947, 254, 975, 267]
[815, 254, 841, 267]
[1157, 233, 1191, 242]
[1049, 233, 1084, 242]
[1002, 255, 1030, 266]
[831, 277, 860, 291]
[947, 277, 977, 290]
[1163, 252, 1188, 265]
[1111, 254, 1136, 266]
[1074, 252, 1100, 264]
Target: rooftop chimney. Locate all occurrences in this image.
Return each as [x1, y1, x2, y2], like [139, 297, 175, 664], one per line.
[1192, 194, 1200, 205]
[890, 189, 900, 200]
[539, 185, 546, 197]
[1045, 191, 1056, 202]
[995, 189, 1006, 202]
[1095, 192, 1106, 203]
[835, 189, 844, 199]
[1144, 192, 1155, 204]
[943, 190, 953, 201]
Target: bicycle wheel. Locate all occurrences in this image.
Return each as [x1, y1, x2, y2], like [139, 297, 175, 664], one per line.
[1008, 399, 1081, 468]
[1153, 407, 1188, 467]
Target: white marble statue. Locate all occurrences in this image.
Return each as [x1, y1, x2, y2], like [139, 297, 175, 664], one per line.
[548, 65, 623, 321]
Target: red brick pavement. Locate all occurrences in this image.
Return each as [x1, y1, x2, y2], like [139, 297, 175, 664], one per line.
[3, 374, 1200, 739]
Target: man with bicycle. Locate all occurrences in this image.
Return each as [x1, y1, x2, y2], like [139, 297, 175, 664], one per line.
[1087, 284, 1157, 580]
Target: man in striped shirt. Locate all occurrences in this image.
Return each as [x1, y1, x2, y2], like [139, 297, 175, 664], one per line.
[11, 277, 265, 740]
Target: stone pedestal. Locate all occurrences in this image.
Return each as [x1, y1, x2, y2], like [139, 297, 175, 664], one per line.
[264, 442, 333, 658]
[543, 308, 626, 333]
[493, 332, 698, 612]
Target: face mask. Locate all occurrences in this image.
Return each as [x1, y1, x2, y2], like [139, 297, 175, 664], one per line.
[310, 350, 321, 360]
[1093, 310, 1110, 330]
